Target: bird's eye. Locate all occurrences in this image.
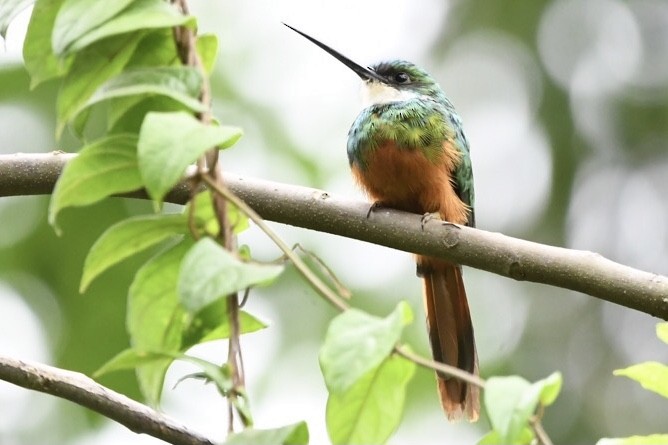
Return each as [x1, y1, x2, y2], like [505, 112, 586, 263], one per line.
[393, 72, 410, 84]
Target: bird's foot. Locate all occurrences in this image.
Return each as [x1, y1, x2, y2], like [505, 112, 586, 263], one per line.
[420, 212, 441, 230]
[420, 213, 463, 230]
[366, 201, 386, 219]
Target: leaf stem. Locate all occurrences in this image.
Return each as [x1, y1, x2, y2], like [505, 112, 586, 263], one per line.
[201, 175, 349, 312]
[529, 414, 553, 445]
[394, 345, 486, 389]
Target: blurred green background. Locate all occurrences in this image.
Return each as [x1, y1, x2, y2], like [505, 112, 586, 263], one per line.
[1, 1, 668, 444]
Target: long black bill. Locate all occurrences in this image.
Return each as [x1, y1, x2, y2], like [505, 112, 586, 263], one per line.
[283, 23, 384, 82]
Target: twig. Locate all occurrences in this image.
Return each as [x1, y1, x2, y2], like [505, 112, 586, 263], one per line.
[172, 0, 246, 430]
[0, 355, 214, 445]
[529, 414, 553, 445]
[1, 154, 666, 318]
[185, 178, 201, 241]
[293, 244, 353, 299]
[394, 345, 485, 389]
[200, 175, 349, 312]
[395, 345, 554, 444]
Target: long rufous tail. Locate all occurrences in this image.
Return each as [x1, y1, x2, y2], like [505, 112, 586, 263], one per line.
[419, 255, 479, 421]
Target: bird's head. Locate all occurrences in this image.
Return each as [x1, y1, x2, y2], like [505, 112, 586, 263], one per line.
[284, 24, 445, 107]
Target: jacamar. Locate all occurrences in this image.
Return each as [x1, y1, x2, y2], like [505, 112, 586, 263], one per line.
[285, 24, 479, 421]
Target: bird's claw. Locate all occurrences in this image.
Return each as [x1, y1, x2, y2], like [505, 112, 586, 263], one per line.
[420, 212, 441, 230]
[441, 221, 461, 229]
[366, 201, 385, 219]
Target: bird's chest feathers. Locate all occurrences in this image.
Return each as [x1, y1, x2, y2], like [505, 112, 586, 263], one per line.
[347, 99, 466, 216]
[351, 140, 461, 214]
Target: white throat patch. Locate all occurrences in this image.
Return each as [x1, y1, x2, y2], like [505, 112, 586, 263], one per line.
[360, 81, 419, 108]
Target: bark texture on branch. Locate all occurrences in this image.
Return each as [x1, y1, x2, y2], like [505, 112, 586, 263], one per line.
[1, 152, 667, 319]
[0, 355, 214, 445]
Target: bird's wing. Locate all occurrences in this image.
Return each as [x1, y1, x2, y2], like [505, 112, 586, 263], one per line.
[447, 111, 475, 228]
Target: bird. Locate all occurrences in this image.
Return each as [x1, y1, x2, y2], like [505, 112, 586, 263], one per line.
[284, 23, 479, 421]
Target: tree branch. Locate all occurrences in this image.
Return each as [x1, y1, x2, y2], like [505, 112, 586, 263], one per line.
[0, 355, 214, 445]
[1, 152, 667, 319]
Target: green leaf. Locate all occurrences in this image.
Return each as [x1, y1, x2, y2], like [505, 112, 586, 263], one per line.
[23, 0, 71, 87]
[70, 105, 91, 138]
[614, 362, 668, 398]
[225, 421, 309, 445]
[96, 305, 268, 378]
[170, 355, 253, 425]
[656, 323, 668, 345]
[227, 201, 250, 234]
[484, 372, 561, 445]
[178, 238, 283, 314]
[478, 428, 534, 445]
[81, 213, 187, 292]
[319, 301, 413, 394]
[478, 431, 502, 445]
[107, 96, 148, 130]
[128, 240, 192, 405]
[82, 67, 205, 118]
[182, 299, 267, 349]
[56, 32, 142, 138]
[108, 96, 185, 134]
[187, 190, 249, 238]
[326, 355, 415, 445]
[52, 0, 133, 55]
[53, 0, 191, 55]
[94, 348, 178, 378]
[484, 376, 533, 444]
[597, 435, 668, 445]
[197, 311, 266, 343]
[196, 33, 218, 75]
[0, 0, 32, 39]
[137, 111, 242, 205]
[100, 302, 267, 381]
[48, 134, 141, 233]
[94, 31, 180, 134]
[189, 190, 219, 237]
[69, 0, 190, 55]
[536, 371, 563, 406]
[127, 29, 179, 68]
[174, 355, 233, 396]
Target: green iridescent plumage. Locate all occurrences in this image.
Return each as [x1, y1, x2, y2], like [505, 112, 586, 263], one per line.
[346, 60, 476, 226]
[348, 100, 453, 163]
